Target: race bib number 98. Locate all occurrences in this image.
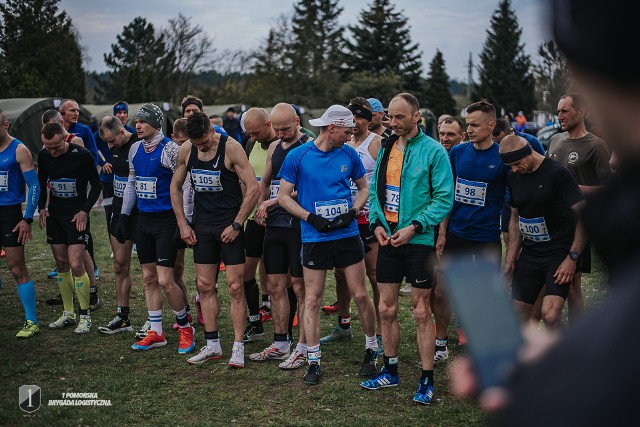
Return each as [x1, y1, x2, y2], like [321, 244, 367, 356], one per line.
[113, 176, 127, 198]
[270, 180, 280, 199]
[455, 177, 487, 207]
[50, 178, 77, 198]
[519, 216, 551, 242]
[384, 184, 400, 213]
[135, 176, 157, 199]
[191, 169, 222, 192]
[0, 171, 7, 192]
[315, 199, 348, 220]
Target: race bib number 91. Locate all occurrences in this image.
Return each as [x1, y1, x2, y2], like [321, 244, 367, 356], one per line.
[455, 177, 487, 207]
[135, 176, 157, 199]
[50, 178, 77, 198]
[0, 171, 7, 192]
[315, 199, 348, 220]
[519, 216, 551, 242]
[191, 169, 222, 192]
[113, 176, 127, 198]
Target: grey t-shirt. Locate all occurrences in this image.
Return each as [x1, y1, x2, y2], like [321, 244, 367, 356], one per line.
[546, 132, 611, 186]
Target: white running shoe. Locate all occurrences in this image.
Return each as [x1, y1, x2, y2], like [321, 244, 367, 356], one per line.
[49, 311, 76, 329]
[74, 315, 91, 334]
[187, 346, 223, 365]
[279, 350, 307, 370]
[249, 343, 290, 361]
[136, 320, 152, 339]
[228, 345, 245, 368]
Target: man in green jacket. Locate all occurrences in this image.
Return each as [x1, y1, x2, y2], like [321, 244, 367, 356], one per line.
[360, 92, 454, 405]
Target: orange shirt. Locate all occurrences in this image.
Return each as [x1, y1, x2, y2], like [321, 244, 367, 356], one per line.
[384, 142, 404, 223]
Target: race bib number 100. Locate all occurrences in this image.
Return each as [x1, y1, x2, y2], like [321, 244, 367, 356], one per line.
[455, 177, 487, 207]
[135, 176, 157, 199]
[50, 178, 77, 198]
[519, 216, 551, 242]
[0, 171, 7, 192]
[191, 169, 222, 192]
[315, 199, 348, 220]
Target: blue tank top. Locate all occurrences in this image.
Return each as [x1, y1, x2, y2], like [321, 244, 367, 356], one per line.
[132, 137, 174, 213]
[0, 139, 26, 206]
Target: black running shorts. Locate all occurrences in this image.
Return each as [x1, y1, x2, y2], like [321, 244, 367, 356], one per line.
[193, 222, 246, 266]
[301, 235, 364, 270]
[46, 210, 90, 247]
[377, 243, 436, 289]
[136, 210, 178, 267]
[263, 226, 303, 277]
[245, 219, 265, 258]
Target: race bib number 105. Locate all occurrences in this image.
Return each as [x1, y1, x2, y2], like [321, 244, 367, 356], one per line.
[191, 169, 222, 192]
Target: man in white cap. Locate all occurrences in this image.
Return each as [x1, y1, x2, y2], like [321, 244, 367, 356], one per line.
[278, 105, 378, 385]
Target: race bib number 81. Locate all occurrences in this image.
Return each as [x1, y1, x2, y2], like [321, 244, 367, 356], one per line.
[519, 216, 551, 242]
[315, 199, 348, 220]
[0, 171, 7, 192]
[50, 178, 77, 198]
[191, 169, 222, 192]
[135, 176, 157, 199]
[455, 177, 487, 207]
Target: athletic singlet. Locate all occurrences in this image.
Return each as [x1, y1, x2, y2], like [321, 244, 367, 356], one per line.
[267, 134, 309, 228]
[350, 132, 377, 224]
[384, 142, 403, 223]
[188, 135, 241, 226]
[110, 133, 138, 214]
[0, 139, 26, 206]
[130, 137, 175, 213]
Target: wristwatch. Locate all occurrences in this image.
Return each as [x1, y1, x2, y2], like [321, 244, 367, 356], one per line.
[410, 220, 423, 234]
[23, 217, 33, 224]
[569, 251, 580, 261]
[232, 221, 242, 231]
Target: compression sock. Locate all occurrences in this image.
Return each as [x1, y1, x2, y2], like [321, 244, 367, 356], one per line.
[244, 278, 261, 324]
[17, 280, 37, 323]
[57, 270, 75, 314]
[74, 272, 91, 315]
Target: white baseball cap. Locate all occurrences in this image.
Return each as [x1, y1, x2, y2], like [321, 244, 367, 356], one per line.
[309, 105, 355, 128]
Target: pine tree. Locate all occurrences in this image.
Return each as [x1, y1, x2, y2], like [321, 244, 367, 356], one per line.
[533, 40, 571, 111]
[0, 0, 85, 100]
[473, 0, 535, 117]
[424, 50, 457, 117]
[340, 0, 424, 99]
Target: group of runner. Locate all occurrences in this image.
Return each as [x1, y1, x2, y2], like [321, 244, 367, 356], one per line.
[0, 88, 610, 405]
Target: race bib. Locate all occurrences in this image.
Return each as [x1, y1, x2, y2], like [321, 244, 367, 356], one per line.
[135, 176, 157, 199]
[50, 178, 77, 198]
[455, 177, 487, 207]
[349, 179, 358, 197]
[519, 216, 551, 242]
[113, 176, 127, 198]
[315, 198, 348, 220]
[384, 184, 400, 213]
[0, 171, 7, 192]
[191, 169, 222, 192]
[269, 180, 280, 199]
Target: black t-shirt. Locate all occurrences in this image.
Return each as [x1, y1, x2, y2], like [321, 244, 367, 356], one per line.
[508, 158, 584, 260]
[110, 133, 138, 215]
[37, 143, 102, 215]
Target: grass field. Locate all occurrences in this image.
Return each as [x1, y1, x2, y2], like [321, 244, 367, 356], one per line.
[0, 211, 609, 426]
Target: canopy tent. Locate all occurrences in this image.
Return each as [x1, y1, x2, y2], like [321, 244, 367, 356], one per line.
[0, 98, 93, 158]
[85, 102, 182, 136]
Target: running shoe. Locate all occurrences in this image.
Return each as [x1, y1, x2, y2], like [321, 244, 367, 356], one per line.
[89, 289, 100, 311]
[321, 301, 340, 315]
[45, 293, 63, 305]
[434, 346, 449, 362]
[359, 348, 378, 376]
[194, 295, 204, 326]
[399, 282, 412, 296]
[457, 327, 468, 346]
[413, 379, 435, 405]
[48, 311, 76, 329]
[360, 367, 399, 390]
[219, 261, 226, 272]
[0, 248, 5, 258]
[249, 343, 290, 361]
[303, 362, 321, 385]
[279, 350, 306, 370]
[292, 313, 299, 327]
[74, 315, 91, 334]
[177, 326, 195, 354]
[98, 316, 133, 334]
[319, 326, 352, 345]
[228, 345, 245, 368]
[47, 267, 59, 279]
[243, 323, 264, 343]
[94, 265, 99, 280]
[132, 330, 167, 350]
[260, 305, 273, 322]
[172, 313, 193, 330]
[135, 320, 152, 339]
[187, 346, 223, 365]
[16, 320, 40, 338]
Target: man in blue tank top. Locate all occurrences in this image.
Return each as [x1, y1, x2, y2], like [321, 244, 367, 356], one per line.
[117, 103, 195, 355]
[0, 110, 41, 338]
[278, 105, 378, 385]
[171, 112, 259, 368]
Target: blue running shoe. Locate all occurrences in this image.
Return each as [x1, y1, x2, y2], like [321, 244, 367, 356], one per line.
[413, 379, 435, 405]
[47, 267, 59, 279]
[94, 265, 99, 280]
[360, 367, 399, 390]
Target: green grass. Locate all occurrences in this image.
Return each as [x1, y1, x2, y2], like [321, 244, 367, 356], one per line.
[0, 211, 608, 426]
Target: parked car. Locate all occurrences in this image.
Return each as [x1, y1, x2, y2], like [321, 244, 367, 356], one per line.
[537, 123, 562, 150]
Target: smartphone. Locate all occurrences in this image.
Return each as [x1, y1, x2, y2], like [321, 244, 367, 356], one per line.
[441, 257, 523, 390]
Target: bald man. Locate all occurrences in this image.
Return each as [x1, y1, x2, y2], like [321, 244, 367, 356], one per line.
[500, 135, 586, 330]
[241, 107, 279, 342]
[251, 103, 310, 369]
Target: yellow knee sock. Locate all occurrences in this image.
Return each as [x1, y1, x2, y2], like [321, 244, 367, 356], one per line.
[57, 270, 75, 313]
[74, 272, 91, 311]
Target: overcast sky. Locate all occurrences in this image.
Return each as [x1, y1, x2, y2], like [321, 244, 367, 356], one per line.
[60, 0, 550, 81]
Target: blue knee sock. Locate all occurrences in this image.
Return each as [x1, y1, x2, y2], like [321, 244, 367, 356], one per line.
[17, 280, 37, 323]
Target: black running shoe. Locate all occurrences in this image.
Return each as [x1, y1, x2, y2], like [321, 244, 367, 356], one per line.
[303, 362, 321, 385]
[359, 348, 377, 376]
[243, 323, 264, 343]
[98, 315, 133, 334]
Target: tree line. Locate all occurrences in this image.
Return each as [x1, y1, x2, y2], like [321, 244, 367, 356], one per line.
[0, 0, 570, 119]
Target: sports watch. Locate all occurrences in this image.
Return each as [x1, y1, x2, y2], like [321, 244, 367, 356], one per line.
[232, 221, 242, 231]
[569, 251, 580, 261]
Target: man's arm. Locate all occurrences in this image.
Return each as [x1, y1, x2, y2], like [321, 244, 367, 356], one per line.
[277, 179, 309, 220]
[83, 152, 103, 213]
[352, 175, 369, 212]
[14, 145, 39, 244]
[255, 141, 279, 224]
[414, 148, 454, 232]
[553, 201, 587, 285]
[170, 142, 196, 245]
[228, 140, 259, 225]
[503, 207, 522, 281]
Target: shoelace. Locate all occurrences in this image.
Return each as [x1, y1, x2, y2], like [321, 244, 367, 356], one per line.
[178, 328, 193, 347]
